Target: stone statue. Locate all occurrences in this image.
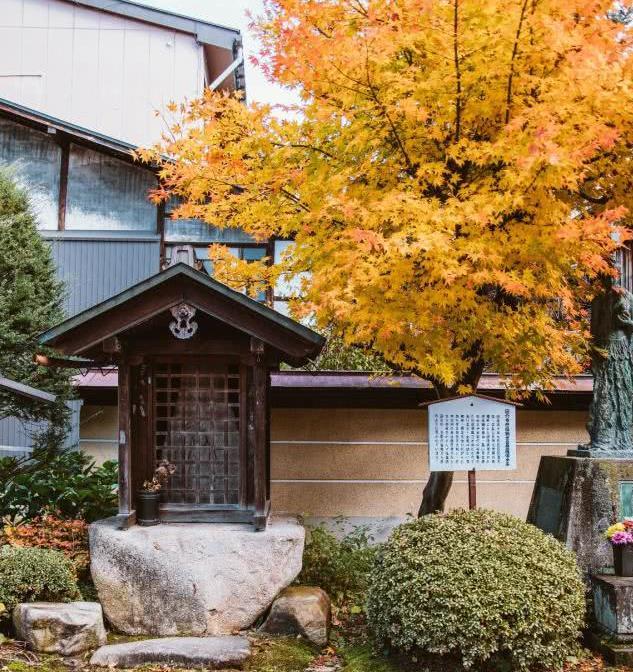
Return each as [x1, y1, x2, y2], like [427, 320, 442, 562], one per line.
[581, 282, 633, 456]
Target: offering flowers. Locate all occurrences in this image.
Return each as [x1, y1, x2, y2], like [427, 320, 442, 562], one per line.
[606, 520, 633, 545]
[142, 459, 176, 493]
[607, 520, 633, 577]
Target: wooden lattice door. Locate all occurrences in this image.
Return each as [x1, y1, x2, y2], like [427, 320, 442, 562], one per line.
[152, 360, 244, 508]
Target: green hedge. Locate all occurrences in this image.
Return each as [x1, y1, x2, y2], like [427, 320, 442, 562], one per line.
[367, 509, 585, 670]
[297, 523, 377, 604]
[0, 450, 117, 522]
[0, 546, 80, 618]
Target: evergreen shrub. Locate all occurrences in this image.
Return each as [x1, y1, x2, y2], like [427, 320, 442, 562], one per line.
[0, 450, 117, 522]
[298, 522, 377, 604]
[0, 546, 80, 618]
[366, 509, 585, 670]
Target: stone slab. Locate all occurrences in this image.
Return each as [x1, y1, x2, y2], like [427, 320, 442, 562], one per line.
[586, 631, 633, 667]
[90, 636, 251, 668]
[527, 456, 633, 576]
[13, 602, 106, 656]
[89, 516, 305, 636]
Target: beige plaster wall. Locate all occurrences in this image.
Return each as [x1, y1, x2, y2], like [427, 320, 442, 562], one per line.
[270, 408, 588, 520]
[80, 405, 588, 520]
[80, 405, 118, 465]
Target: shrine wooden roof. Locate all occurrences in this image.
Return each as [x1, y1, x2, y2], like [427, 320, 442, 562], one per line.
[39, 263, 325, 366]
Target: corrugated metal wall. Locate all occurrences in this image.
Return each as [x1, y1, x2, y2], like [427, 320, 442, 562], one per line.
[0, 399, 83, 459]
[0, 0, 205, 147]
[43, 231, 161, 316]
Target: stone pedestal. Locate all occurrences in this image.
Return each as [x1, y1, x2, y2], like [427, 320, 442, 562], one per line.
[89, 516, 305, 636]
[589, 575, 633, 666]
[527, 456, 633, 576]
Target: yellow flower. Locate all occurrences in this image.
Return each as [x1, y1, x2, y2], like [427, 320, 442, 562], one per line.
[607, 523, 626, 539]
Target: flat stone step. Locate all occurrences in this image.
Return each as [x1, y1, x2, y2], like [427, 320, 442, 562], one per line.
[90, 636, 251, 669]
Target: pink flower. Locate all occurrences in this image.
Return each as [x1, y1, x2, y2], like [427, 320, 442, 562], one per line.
[611, 531, 633, 545]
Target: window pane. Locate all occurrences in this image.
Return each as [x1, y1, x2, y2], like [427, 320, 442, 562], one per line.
[0, 118, 61, 230]
[165, 217, 255, 244]
[273, 239, 308, 298]
[66, 145, 156, 231]
[194, 246, 214, 275]
[242, 247, 267, 262]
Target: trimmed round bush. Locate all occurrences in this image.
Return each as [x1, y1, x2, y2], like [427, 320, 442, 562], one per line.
[367, 509, 585, 670]
[0, 545, 80, 617]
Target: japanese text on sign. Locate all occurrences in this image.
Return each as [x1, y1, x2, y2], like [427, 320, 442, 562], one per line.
[427, 396, 517, 472]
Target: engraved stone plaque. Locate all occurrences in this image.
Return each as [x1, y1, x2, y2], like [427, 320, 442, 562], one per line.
[620, 481, 633, 519]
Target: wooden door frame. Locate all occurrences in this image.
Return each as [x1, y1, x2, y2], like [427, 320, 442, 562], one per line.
[143, 354, 250, 519]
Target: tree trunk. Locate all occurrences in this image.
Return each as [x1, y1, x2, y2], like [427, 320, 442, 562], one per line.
[417, 351, 485, 516]
[418, 471, 454, 516]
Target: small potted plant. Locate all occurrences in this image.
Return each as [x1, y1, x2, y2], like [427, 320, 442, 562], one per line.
[137, 459, 176, 527]
[606, 520, 633, 576]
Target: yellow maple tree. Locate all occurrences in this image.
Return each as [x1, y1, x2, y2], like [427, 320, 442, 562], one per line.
[140, 0, 633, 512]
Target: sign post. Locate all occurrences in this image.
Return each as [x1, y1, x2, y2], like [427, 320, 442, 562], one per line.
[468, 468, 476, 510]
[423, 394, 520, 509]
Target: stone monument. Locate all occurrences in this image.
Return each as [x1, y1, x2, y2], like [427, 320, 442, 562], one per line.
[528, 280, 633, 577]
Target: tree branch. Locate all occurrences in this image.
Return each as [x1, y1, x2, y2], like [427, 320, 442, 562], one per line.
[363, 44, 416, 176]
[272, 142, 338, 161]
[505, 0, 531, 124]
[453, 0, 463, 142]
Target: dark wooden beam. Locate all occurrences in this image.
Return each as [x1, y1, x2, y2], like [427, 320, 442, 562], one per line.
[102, 336, 122, 354]
[34, 353, 95, 368]
[126, 338, 251, 358]
[57, 138, 70, 230]
[157, 200, 165, 262]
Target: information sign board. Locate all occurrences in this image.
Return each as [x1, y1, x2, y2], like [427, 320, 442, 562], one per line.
[427, 395, 517, 472]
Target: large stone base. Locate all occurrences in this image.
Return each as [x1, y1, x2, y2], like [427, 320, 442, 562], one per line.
[526, 456, 633, 576]
[89, 517, 305, 636]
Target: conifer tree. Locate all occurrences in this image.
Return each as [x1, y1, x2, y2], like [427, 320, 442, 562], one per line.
[0, 169, 73, 460]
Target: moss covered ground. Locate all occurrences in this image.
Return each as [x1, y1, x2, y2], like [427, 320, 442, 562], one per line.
[0, 628, 631, 672]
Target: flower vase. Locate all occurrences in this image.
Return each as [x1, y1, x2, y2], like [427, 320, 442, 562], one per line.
[137, 490, 161, 526]
[613, 544, 633, 577]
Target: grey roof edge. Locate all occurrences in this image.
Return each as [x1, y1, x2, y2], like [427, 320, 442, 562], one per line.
[39, 263, 325, 352]
[0, 376, 56, 404]
[0, 96, 140, 160]
[66, 0, 240, 49]
[41, 230, 161, 242]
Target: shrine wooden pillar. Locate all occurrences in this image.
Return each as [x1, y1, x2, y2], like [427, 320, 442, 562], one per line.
[116, 352, 135, 529]
[251, 338, 270, 530]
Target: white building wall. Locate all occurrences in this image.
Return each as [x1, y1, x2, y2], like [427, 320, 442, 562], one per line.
[0, 0, 205, 146]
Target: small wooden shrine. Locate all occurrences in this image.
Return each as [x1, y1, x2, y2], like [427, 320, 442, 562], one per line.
[39, 262, 324, 529]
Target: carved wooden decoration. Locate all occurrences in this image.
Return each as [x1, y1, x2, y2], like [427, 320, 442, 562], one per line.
[169, 303, 198, 340]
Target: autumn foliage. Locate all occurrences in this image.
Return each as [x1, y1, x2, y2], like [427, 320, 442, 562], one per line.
[2, 514, 89, 578]
[142, 0, 633, 401]
[139, 0, 633, 510]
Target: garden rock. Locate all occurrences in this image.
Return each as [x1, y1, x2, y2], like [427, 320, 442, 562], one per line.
[13, 602, 106, 655]
[90, 636, 251, 668]
[89, 516, 305, 635]
[261, 586, 331, 646]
